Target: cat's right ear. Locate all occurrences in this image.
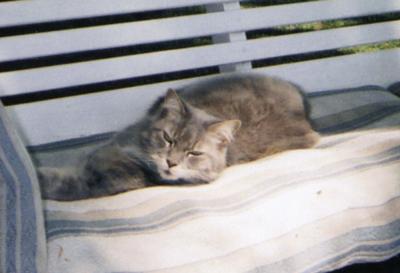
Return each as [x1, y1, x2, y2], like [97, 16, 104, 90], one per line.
[163, 88, 186, 114]
[207, 119, 241, 146]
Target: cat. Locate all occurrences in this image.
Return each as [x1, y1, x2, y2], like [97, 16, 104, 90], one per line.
[38, 73, 319, 201]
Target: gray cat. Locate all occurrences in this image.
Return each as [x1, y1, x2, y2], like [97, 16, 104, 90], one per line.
[38, 74, 319, 200]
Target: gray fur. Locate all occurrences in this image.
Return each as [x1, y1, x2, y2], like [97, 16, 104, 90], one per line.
[38, 73, 319, 201]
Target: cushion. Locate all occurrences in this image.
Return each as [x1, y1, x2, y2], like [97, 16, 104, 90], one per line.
[32, 85, 400, 273]
[43, 127, 400, 273]
[0, 101, 47, 273]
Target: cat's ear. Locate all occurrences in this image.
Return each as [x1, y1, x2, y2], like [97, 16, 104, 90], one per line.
[207, 119, 241, 145]
[163, 88, 186, 113]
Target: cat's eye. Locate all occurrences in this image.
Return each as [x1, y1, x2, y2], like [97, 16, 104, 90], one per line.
[163, 131, 173, 145]
[187, 151, 204, 157]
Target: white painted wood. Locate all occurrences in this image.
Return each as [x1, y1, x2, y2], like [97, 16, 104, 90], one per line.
[2, 0, 399, 146]
[206, 1, 252, 72]
[2, 0, 400, 62]
[7, 49, 400, 146]
[257, 49, 400, 92]
[0, 0, 228, 27]
[1, 21, 399, 96]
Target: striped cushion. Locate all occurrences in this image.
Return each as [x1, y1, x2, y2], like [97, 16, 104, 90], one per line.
[41, 86, 400, 273]
[0, 101, 46, 273]
[44, 129, 400, 273]
[3, 85, 399, 273]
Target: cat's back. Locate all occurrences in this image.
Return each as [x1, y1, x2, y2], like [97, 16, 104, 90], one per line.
[179, 73, 306, 122]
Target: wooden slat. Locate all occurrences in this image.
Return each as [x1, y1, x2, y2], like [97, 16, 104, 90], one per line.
[257, 49, 400, 92]
[6, 49, 400, 146]
[0, 0, 229, 27]
[1, 21, 399, 96]
[2, 0, 400, 62]
[206, 1, 253, 72]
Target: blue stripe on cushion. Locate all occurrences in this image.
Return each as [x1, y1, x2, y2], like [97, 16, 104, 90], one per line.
[0, 106, 41, 273]
[307, 85, 390, 98]
[303, 219, 400, 273]
[27, 131, 114, 153]
[0, 163, 17, 273]
[310, 239, 400, 273]
[247, 219, 400, 273]
[315, 103, 400, 134]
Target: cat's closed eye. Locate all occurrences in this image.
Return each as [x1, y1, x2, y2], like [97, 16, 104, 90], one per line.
[163, 131, 174, 145]
[187, 151, 203, 157]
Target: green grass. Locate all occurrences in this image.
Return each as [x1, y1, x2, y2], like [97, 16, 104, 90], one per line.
[144, 2, 400, 65]
[341, 40, 400, 54]
[241, 1, 400, 55]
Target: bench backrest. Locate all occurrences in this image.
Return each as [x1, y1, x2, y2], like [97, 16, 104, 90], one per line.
[1, 0, 399, 146]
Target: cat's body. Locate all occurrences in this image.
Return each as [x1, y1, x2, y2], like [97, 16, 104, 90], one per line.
[38, 74, 319, 201]
[178, 75, 318, 165]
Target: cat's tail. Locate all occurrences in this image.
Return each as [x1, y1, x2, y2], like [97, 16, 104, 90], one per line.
[37, 167, 89, 201]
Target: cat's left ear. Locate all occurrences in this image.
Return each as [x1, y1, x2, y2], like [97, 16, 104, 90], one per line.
[163, 88, 186, 113]
[208, 119, 241, 145]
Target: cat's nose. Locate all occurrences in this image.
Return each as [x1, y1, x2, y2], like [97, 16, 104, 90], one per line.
[166, 159, 177, 168]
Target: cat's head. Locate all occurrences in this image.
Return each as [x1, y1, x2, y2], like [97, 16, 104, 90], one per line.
[142, 89, 241, 184]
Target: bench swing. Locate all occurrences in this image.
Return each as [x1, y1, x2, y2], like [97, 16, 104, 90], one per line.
[1, 0, 400, 272]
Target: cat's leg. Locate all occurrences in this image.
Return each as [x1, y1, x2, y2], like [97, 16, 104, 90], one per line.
[36, 167, 89, 201]
[282, 130, 320, 150]
[262, 129, 320, 156]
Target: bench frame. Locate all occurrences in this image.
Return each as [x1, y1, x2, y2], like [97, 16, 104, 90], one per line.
[0, 0, 399, 146]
